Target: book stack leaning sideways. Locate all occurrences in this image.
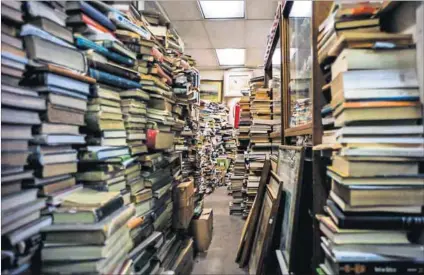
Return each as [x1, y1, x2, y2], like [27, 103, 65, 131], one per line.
[317, 2, 424, 274]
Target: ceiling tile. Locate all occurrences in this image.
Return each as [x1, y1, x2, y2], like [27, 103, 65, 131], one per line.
[172, 21, 212, 49]
[184, 49, 218, 68]
[159, 1, 202, 20]
[246, 48, 265, 67]
[203, 20, 245, 48]
[245, 20, 273, 48]
[246, 0, 279, 19]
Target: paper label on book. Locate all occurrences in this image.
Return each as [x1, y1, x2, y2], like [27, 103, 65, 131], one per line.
[109, 12, 151, 40]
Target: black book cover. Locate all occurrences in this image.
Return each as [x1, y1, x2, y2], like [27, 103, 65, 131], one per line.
[327, 199, 424, 230]
[333, 260, 424, 275]
[93, 196, 124, 222]
[87, 59, 140, 81]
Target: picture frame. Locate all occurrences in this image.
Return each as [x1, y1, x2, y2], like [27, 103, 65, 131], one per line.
[237, 160, 271, 267]
[275, 145, 305, 274]
[249, 173, 283, 275]
[224, 70, 253, 97]
[200, 79, 223, 103]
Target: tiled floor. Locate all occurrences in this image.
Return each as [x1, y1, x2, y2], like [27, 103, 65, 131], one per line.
[192, 187, 248, 275]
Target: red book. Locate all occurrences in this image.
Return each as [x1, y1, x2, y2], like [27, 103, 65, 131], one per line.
[146, 129, 174, 150]
[81, 13, 114, 35]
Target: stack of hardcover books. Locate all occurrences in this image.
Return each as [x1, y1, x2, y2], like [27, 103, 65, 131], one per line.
[41, 189, 135, 274]
[238, 95, 251, 151]
[317, 2, 424, 274]
[22, 0, 96, 245]
[1, 3, 51, 274]
[250, 88, 273, 147]
[229, 153, 246, 216]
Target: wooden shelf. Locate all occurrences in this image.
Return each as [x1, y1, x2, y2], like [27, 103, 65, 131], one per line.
[284, 122, 313, 137]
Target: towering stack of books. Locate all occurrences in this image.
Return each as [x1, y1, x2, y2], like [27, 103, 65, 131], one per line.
[242, 78, 273, 217]
[250, 88, 273, 149]
[238, 96, 251, 151]
[64, 2, 142, 204]
[1, 2, 50, 274]
[317, 2, 424, 274]
[270, 76, 282, 147]
[23, 0, 98, 246]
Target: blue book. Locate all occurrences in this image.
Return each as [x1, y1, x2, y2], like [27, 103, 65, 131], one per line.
[89, 69, 142, 89]
[67, 1, 116, 31]
[74, 35, 134, 66]
[29, 73, 90, 96]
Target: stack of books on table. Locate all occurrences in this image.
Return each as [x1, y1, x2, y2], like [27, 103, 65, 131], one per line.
[40, 189, 135, 274]
[1, 5, 51, 274]
[317, 3, 423, 273]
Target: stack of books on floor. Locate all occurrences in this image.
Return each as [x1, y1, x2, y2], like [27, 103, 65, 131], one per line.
[41, 189, 135, 274]
[197, 101, 230, 194]
[238, 95, 251, 151]
[270, 74, 281, 147]
[1, 3, 51, 273]
[317, 3, 423, 274]
[229, 154, 246, 216]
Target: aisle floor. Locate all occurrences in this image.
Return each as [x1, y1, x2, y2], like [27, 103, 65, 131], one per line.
[192, 187, 248, 275]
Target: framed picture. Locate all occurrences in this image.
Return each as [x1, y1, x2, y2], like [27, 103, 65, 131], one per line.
[200, 79, 223, 103]
[276, 145, 305, 274]
[224, 70, 253, 97]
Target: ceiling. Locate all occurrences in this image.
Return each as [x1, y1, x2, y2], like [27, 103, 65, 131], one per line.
[152, 0, 280, 70]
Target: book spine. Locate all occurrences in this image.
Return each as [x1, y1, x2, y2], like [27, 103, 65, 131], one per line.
[89, 68, 141, 89]
[108, 12, 151, 40]
[337, 262, 424, 275]
[20, 25, 74, 49]
[339, 215, 424, 230]
[87, 59, 138, 81]
[94, 196, 124, 222]
[74, 35, 134, 66]
[146, 129, 158, 149]
[81, 1, 116, 31]
[81, 14, 114, 35]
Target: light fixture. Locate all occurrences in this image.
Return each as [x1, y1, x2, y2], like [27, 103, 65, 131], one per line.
[290, 1, 312, 18]
[199, 1, 245, 19]
[216, 49, 245, 66]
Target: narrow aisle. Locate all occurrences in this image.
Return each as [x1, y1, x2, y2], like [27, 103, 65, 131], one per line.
[192, 188, 247, 275]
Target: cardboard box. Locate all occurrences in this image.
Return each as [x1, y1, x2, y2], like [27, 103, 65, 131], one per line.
[173, 178, 194, 208]
[173, 196, 194, 229]
[190, 208, 213, 252]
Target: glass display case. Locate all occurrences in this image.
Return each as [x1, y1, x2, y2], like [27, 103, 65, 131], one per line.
[282, 1, 313, 135]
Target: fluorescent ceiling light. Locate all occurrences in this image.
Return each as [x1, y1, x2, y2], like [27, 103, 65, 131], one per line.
[290, 1, 312, 18]
[199, 1, 245, 19]
[216, 49, 245, 66]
